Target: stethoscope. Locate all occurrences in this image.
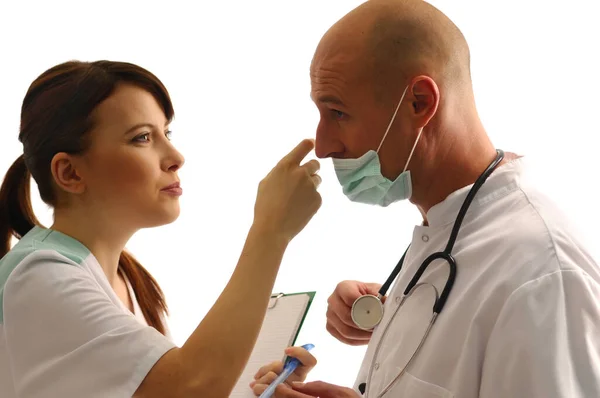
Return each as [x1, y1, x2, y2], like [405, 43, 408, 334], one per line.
[351, 149, 505, 397]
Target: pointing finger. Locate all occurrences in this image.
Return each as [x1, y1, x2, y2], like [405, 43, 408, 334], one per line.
[281, 139, 315, 166]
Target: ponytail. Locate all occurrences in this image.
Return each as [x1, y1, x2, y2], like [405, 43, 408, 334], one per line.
[0, 156, 169, 335]
[0, 155, 41, 258]
[119, 251, 169, 335]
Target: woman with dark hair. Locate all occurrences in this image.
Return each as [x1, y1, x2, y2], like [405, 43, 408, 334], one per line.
[0, 60, 322, 397]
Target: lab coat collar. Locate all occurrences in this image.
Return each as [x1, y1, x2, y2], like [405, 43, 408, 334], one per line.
[425, 156, 526, 228]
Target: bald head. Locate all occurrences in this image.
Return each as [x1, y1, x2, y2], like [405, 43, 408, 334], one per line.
[313, 0, 472, 102]
[311, 0, 497, 214]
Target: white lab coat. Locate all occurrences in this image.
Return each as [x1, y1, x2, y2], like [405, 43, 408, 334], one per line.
[354, 158, 600, 397]
[0, 226, 176, 398]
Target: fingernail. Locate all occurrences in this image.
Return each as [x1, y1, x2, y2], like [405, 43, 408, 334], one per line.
[249, 381, 256, 387]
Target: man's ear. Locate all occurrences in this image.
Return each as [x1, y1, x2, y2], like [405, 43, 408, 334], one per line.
[410, 76, 440, 128]
[50, 152, 86, 195]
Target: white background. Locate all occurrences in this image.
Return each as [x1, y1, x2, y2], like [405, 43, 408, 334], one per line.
[1, 0, 599, 388]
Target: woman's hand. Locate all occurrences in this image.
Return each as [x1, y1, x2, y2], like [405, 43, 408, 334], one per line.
[250, 345, 317, 396]
[253, 139, 322, 243]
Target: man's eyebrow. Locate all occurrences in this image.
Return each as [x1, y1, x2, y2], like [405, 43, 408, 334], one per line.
[310, 93, 346, 107]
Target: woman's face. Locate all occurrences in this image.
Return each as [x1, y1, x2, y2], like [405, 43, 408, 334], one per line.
[76, 83, 185, 230]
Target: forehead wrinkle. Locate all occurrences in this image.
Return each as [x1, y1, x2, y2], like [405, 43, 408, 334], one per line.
[311, 56, 366, 87]
[310, 70, 350, 108]
[311, 65, 348, 85]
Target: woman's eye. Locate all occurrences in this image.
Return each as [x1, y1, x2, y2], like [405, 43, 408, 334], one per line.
[133, 130, 172, 143]
[133, 133, 151, 142]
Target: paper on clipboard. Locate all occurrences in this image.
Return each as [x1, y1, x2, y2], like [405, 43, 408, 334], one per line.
[230, 291, 315, 397]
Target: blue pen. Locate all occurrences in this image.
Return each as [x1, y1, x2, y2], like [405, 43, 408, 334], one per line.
[258, 343, 315, 398]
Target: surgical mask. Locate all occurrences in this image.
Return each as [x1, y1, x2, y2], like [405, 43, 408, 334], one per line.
[333, 85, 423, 207]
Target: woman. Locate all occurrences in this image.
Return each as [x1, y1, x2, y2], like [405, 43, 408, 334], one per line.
[0, 60, 321, 397]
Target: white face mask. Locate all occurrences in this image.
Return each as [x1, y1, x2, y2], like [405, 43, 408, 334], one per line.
[332, 85, 423, 207]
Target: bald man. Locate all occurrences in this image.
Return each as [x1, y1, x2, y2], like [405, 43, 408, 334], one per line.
[250, 0, 600, 397]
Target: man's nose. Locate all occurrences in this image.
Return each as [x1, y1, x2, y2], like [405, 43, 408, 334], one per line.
[315, 123, 344, 159]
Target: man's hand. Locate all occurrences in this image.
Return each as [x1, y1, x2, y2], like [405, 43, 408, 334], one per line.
[253, 380, 359, 398]
[326, 280, 385, 345]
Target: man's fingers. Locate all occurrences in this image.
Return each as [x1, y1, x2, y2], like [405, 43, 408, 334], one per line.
[252, 382, 308, 398]
[327, 296, 357, 329]
[292, 381, 352, 397]
[364, 282, 384, 296]
[326, 320, 371, 346]
[282, 139, 315, 166]
[326, 303, 360, 332]
[327, 309, 373, 340]
[276, 383, 314, 398]
[335, 281, 364, 307]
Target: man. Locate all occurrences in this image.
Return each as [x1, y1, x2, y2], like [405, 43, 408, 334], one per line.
[251, 0, 600, 396]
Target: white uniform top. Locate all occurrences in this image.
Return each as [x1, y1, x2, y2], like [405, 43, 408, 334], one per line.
[0, 226, 177, 398]
[354, 158, 600, 398]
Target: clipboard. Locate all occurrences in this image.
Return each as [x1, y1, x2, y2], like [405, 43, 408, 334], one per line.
[230, 291, 316, 397]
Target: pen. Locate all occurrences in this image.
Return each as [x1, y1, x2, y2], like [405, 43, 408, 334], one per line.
[258, 343, 315, 398]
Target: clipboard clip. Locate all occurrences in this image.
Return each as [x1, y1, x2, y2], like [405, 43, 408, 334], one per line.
[268, 293, 284, 309]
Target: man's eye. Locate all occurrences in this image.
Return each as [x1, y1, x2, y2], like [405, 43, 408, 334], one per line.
[331, 109, 345, 120]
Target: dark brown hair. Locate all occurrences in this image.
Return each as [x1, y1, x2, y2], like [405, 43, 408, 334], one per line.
[0, 60, 173, 335]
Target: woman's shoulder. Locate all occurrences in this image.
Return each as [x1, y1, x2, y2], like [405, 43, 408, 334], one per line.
[1, 225, 92, 281]
[0, 226, 96, 323]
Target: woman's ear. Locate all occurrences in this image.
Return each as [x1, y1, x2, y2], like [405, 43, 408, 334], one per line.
[50, 152, 86, 195]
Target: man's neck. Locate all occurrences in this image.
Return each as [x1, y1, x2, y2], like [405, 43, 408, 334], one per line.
[412, 134, 500, 217]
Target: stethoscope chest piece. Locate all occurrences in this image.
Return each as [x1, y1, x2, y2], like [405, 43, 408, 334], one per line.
[351, 294, 384, 330]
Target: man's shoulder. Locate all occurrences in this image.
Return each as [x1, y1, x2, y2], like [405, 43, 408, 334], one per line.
[515, 184, 596, 268]
[479, 183, 600, 290]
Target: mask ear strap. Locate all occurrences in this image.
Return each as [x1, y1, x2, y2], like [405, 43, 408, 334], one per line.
[402, 126, 423, 173]
[377, 85, 410, 153]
